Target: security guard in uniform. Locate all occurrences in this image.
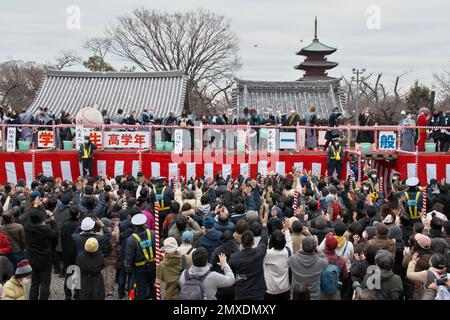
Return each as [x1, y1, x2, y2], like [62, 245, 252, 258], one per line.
[125, 213, 156, 300]
[402, 177, 424, 223]
[78, 135, 97, 177]
[367, 169, 379, 201]
[327, 137, 344, 179]
[149, 177, 174, 233]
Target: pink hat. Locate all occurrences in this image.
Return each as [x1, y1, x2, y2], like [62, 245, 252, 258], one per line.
[415, 233, 431, 249]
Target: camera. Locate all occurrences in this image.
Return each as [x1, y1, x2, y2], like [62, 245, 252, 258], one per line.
[436, 277, 448, 286]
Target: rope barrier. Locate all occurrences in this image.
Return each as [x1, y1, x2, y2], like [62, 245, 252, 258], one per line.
[3, 123, 450, 131]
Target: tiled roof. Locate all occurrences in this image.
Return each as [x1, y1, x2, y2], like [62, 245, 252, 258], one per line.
[28, 70, 187, 118]
[232, 78, 348, 120]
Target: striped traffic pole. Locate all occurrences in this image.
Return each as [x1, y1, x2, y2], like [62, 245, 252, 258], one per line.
[154, 201, 161, 300]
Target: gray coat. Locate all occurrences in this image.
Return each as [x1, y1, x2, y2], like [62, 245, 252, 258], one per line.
[178, 264, 235, 300]
[289, 252, 328, 300]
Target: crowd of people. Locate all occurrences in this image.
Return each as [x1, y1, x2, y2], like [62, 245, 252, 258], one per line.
[1, 105, 449, 152]
[0, 163, 449, 300]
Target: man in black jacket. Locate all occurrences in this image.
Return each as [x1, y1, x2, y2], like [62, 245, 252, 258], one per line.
[61, 206, 81, 300]
[229, 203, 269, 300]
[72, 217, 111, 255]
[24, 196, 58, 300]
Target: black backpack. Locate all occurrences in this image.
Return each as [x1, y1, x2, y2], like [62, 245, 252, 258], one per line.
[374, 278, 392, 300]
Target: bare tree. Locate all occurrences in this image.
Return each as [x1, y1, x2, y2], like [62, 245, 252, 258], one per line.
[51, 50, 82, 70]
[106, 8, 241, 113]
[342, 73, 408, 124]
[82, 38, 116, 71]
[433, 71, 450, 110]
[0, 59, 44, 110]
[83, 38, 113, 60]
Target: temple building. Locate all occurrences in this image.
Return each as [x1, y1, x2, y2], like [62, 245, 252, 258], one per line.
[232, 17, 347, 120]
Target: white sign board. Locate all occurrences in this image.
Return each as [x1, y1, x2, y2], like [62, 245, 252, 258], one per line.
[279, 132, 297, 149]
[267, 129, 276, 153]
[38, 131, 54, 148]
[378, 131, 396, 150]
[75, 126, 90, 149]
[103, 131, 149, 149]
[6, 127, 16, 152]
[174, 129, 183, 154]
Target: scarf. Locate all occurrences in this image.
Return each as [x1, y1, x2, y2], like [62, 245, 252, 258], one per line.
[335, 235, 346, 249]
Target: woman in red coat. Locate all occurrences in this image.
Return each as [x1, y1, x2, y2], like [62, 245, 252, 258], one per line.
[416, 107, 430, 152]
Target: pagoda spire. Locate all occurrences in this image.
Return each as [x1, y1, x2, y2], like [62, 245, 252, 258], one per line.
[295, 17, 338, 81]
[314, 16, 318, 39]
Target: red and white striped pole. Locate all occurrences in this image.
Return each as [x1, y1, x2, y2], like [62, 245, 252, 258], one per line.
[246, 125, 251, 154]
[357, 145, 362, 183]
[172, 176, 176, 193]
[422, 185, 427, 216]
[379, 173, 384, 196]
[31, 150, 36, 182]
[415, 145, 419, 178]
[154, 201, 161, 300]
[138, 149, 142, 172]
[293, 189, 299, 213]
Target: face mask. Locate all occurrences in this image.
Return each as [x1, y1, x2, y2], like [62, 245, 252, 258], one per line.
[407, 115, 412, 119]
[362, 231, 368, 239]
[334, 142, 339, 146]
[392, 176, 398, 181]
[363, 186, 369, 191]
[371, 175, 377, 179]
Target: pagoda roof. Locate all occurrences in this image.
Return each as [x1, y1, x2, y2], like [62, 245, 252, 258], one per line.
[295, 60, 338, 69]
[297, 39, 337, 55]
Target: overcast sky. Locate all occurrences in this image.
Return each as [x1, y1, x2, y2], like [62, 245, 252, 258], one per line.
[1, 0, 449, 94]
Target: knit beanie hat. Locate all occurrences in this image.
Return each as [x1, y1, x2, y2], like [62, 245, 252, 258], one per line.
[15, 260, 32, 278]
[84, 237, 99, 253]
[325, 232, 338, 250]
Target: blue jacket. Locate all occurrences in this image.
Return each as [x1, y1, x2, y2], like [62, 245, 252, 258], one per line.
[198, 229, 222, 260]
[214, 219, 235, 233]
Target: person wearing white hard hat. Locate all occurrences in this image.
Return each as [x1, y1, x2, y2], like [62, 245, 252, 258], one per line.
[72, 217, 112, 255]
[124, 213, 156, 300]
[402, 177, 424, 223]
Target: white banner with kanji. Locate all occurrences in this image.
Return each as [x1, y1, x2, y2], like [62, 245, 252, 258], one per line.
[174, 129, 183, 154]
[6, 127, 16, 152]
[378, 131, 396, 150]
[103, 131, 149, 149]
[75, 126, 90, 149]
[267, 129, 276, 153]
[38, 131, 54, 148]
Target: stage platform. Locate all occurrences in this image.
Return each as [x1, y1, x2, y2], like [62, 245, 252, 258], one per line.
[0, 151, 449, 187]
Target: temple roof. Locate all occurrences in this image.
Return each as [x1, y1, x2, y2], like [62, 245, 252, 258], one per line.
[28, 70, 187, 118]
[232, 78, 347, 120]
